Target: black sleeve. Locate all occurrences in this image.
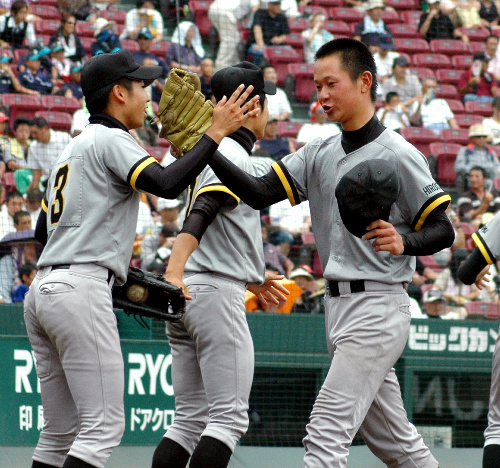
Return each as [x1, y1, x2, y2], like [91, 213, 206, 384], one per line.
[418, 13, 428, 30]
[34, 210, 47, 246]
[134, 135, 219, 199]
[415, 257, 425, 275]
[457, 248, 489, 285]
[401, 206, 455, 256]
[208, 150, 287, 209]
[181, 191, 233, 242]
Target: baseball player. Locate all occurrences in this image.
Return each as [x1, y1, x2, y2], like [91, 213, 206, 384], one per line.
[458, 212, 500, 468]
[151, 62, 289, 468]
[24, 49, 260, 468]
[205, 39, 456, 467]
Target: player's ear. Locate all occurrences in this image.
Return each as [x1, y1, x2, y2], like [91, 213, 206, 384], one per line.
[111, 83, 128, 104]
[359, 71, 373, 96]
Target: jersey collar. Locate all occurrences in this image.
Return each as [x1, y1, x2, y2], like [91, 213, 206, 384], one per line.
[227, 127, 256, 155]
[89, 113, 129, 133]
[341, 114, 385, 155]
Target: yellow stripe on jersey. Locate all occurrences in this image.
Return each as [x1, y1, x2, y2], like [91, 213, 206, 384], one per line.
[271, 162, 297, 206]
[129, 157, 157, 190]
[414, 194, 452, 231]
[195, 185, 240, 204]
[472, 232, 494, 265]
[41, 198, 48, 213]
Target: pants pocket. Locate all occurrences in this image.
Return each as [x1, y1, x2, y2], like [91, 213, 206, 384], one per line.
[38, 280, 75, 295]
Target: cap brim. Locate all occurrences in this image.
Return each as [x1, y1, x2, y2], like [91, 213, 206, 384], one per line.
[126, 65, 163, 82]
[263, 80, 277, 96]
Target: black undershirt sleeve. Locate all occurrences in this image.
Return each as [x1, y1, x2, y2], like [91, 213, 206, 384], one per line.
[401, 207, 455, 256]
[457, 249, 489, 285]
[181, 191, 233, 243]
[134, 135, 219, 199]
[208, 150, 287, 209]
[34, 210, 47, 246]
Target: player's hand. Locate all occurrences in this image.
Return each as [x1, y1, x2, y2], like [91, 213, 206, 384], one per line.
[362, 219, 404, 255]
[163, 272, 192, 300]
[248, 272, 290, 308]
[475, 265, 491, 290]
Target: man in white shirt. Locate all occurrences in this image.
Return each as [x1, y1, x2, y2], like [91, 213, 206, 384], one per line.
[27, 117, 72, 192]
[486, 34, 500, 82]
[296, 101, 340, 145]
[0, 189, 24, 240]
[263, 65, 292, 120]
[381, 56, 422, 107]
[121, 0, 164, 41]
[373, 34, 400, 84]
[376, 91, 410, 132]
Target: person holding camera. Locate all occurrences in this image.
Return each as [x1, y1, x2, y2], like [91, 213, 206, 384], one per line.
[376, 91, 409, 132]
[121, 0, 164, 42]
[458, 52, 499, 103]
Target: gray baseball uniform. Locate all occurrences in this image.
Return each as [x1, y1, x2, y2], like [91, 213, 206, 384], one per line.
[163, 134, 265, 455]
[272, 127, 449, 467]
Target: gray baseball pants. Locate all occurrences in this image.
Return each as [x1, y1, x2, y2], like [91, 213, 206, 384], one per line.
[163, 272, 254, 454]
[303, 281, 438, 468]
[24, 264, 124, 468]
[484, 328, 500, 447]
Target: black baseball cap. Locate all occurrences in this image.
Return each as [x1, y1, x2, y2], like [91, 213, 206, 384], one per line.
[335, 159, 399, 238]
[81, 49, 162, 97]
[393, 56, 409, 67]
[211, 61, 277, 103]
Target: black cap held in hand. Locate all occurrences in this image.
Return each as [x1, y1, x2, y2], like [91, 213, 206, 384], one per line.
[211, 61, 277, 103]
[335, 160, 399, 238]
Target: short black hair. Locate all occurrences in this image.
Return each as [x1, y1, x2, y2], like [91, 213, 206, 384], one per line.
[11, 0, 28, 14]
[31, 117, 49, 129]
[6, 189, 23, 202]
[469, 166, 487, 178]
[315, 38, 378, 102]
[26, 188, 43, 204]
[161, 222, 179, 238]
[13, 116, 31, 131]
[486, 34, 499, 43]
[86, 77, 134, 115]
[19, 262, 37, 283]
[385, 91, 399, 103]
[13, 210, 30, 226]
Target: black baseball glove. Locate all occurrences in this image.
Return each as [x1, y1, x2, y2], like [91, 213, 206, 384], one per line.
[112, 267, 186, 322]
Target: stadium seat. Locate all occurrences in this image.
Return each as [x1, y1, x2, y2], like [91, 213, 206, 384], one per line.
[328, 7, 363, 23]
[454, 113, 484, 128]
[446, 99, 465, 113]
[388, 23, 420, 38]
[121, 39, 140, 52]
[288, 17, 309, 33]
[35, 110, 72, 132]
[264, 47, 302, 86]
[393, 38, 430, 54]
[400, 127, 437, 156]
[76, 21, 96, 38]
[1, 93, 41, 125]
[150, 40, 171, 58]
[2, 171, 15, 192]
[146, 146, 166, 162]
[460, 221, 475, 240]
[410, 67, 436, 81]
[385, 0, 418, 9]
[451, 54, 473, 70]
[412, 53, 451, 69]
[495, 176, 500, 190]
[81, 37, 93, 54]
[36, 19, 60, 35]
[188, 0, 213, 38]
[0, 48, 13, 60]
[436, 68, 462, 85]
[458, 27, 489, 42]
[429, 141, 461, 157]
[381, 9, 401, 23]
[311, 0, 343, 5]
[284, 32, 304, 49]
[430, 39, 468, 55]
[277, 121, 303, 138]
[31, 4, 60, 20]
[325, 20, 351, 36]
[435, 153, 457, 186]
[400, 10, 424, 27]
[13, 48, 28, 63]
[101, 9, 127, 25]
[41, 95, 81, 114]
[435, 83, 460, 100]
[465, 100, 493, 117]
[302, 5, 329, 17]
[285, 63, 316, 103]
[469, 41, 486, 54]
[418, 255, 443, 272]
[440, 127, 469, 144]
[465, 301, 500, 320]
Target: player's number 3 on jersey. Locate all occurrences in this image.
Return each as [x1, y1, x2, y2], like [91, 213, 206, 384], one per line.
[50, 163, 69, 225]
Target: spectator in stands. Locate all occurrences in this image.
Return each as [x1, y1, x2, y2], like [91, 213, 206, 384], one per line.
[457, 166, 500, 227]
[452, 0, 483, 29]
[296, 101, 340, 145]
[16, 45, 56, 78]
[0, 0, 37, 49]
[262, 219, 294, 277]
[302, 12, 333, 65]
[0, 53, 38, 95]
[166, 21, 204, 74]
[280, 0, 302, 18]
[352, 0, 392, 43]
[480, 0, 499, 27]
[458, 52, 498, 103]
[289, 266, 322, 314]
[263, 65, 292, 121]
[0, 189, 24, 239]
[91, 17, 121, 56]
[256, 116, 296, 160]
[408, 257, 439, 305]
[13, 208, 30, 231]
[155, 197, 182, 230]
[246, 0, 290, 67]
[376, 91, 410, 132]
[362, 34, 388, 96]
[410, 77, 459, 135]
[454, 124, 500, 187]
[16, 48, 55, 96]
[418, 0, 469, 43]
[71, 99, 89, 137]
[5, 116, 31, 173]
[121, 0, 164, 42]
[49, 12, 86, 63]
[483, 95, 500, 145]
[49, 42, 71, 84]
[57, 61, 83, 100]
[132, 27, 169, 79]
[208, 0, 261, 70]
[25, 187, 42, 227]
[12, 261, 36, 302]
[140, 222, 178, 273]
[381, 56, 422, 107]
[484, 34, 500, 82]
[199, 57, 213, 101]
[26, 116, 72, 192]
[373, 33, 399, 85]
[58, 0, 96, 22]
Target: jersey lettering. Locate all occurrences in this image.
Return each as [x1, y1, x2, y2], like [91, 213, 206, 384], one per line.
[422, 183, 440, 196]
[50, 164, 69, 225]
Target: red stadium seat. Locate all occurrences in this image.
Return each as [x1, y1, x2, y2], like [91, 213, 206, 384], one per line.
[400, 127, 438, 156]
[188, 0, 213, 38]
[0, 48, 13, 60]
[31, 4, 60, 20]
[465, 301, 500, 320]
[35, 111, 72, 132]
[440, 128, 470, 144]
[446, 99, 465, 113]
[388, 23, 420, 38]
[285, 62, 316, 103]
[435, 153, 457, 186]
[435, 84, 460, 100]
[121, 39, 140, 52]
[410, 67, 436, 81]
[146, 146, 166, 162]
[81, 37, 93, 54]
[264, 46, 302, 86]
[386, 0, 418, 9]
[412, 53, 451, 69]
[328, 7, 363, 23]
[393, 38, 430, 54]
[454, 113, 484, 128]
[458, 27, 489, 42]
[429, 141, 461, 157]
[288, 17, 309, 33]
[430, 39, 468, 55]
[381, 9, 401, 24]
[451, 54, 474, 70]
[150, 40, 171, 58]
[76, 21, 95, 38]
[469, 41, 486, 54]
[325, 20, 351, 36]
[1, 93, 42, 126]
[284, 32, 304, 48]
[495, 176, 500, 190]
[311, 0, 343, 6]
[400, 10, 424, 27]
[36, 19, 59, 35]
[418, 255, 443, 272]
[277, 121, 303, 138]
[436, 68, 462, 85]
[301, 5, 328, 17]
[41, 95, 81, 114]
[101, 9, 127, 25]
[465, 100, 493, 117]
